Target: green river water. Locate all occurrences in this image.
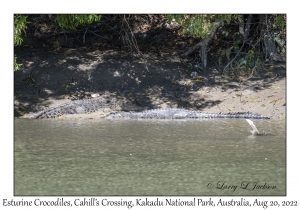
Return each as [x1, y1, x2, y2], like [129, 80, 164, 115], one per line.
[14, 118, 286, 196]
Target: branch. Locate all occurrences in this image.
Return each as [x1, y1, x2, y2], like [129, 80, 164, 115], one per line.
[223, 41, 245, 73]
[239, 65, 256, 85]
[180, 20, 223, 57]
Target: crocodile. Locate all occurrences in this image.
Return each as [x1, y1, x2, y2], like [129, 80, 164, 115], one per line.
[33, 97, 116, 119]
[34, 98, 269, 119]
[104, 108, 269, 119]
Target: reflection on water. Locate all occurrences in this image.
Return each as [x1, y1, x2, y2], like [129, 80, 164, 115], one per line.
[14, 118, 286, 195]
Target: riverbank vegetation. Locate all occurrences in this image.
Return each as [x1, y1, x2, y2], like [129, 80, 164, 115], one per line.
[14, 14, 285, 77]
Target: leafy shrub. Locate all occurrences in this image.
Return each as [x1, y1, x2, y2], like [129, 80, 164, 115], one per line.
[55, 14, 101, 30]
[14, 15, 28, 70]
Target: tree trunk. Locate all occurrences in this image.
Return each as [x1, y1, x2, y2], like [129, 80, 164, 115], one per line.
[244, 14, 253, 40]
[259, 14, 285, 62]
